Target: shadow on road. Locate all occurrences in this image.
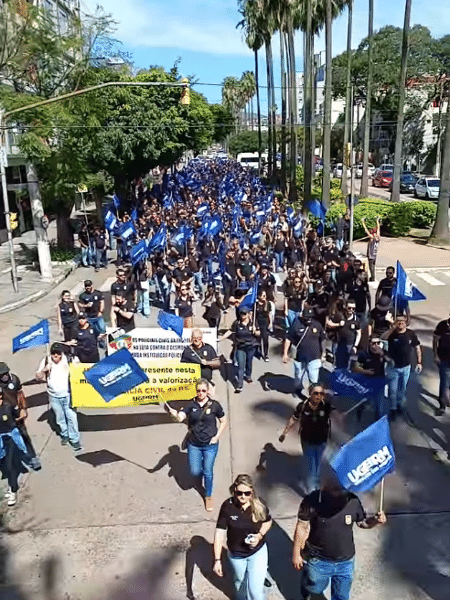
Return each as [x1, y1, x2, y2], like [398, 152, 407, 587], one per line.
[185, 535, 233, 600]
[148, 445, 203, 495]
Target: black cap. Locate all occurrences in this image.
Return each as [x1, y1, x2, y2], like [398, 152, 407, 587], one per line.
[50, 343, 62, 354]
[84, 279, 93, 287]
[376, 295, 392, 311]
[239, 306, 251, 315]
[78, 311, 87, 319]
[0, 362, 9, 376]
[302, 307, 315, 319]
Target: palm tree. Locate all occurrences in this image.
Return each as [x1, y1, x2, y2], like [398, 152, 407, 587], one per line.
[360, 0, 374, 197]
[430, 96, 450, 244]
[341, 0, 353, 197]
[222, 76, 241, 132]
[390, 0, 412, 202]
[322, 0, 333, 208]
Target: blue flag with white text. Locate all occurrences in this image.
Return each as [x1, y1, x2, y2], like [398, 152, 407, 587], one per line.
[157, 310, 184, 338]
[239, 280, 258, 310]
[147, 224, 167, 254]
[331, 416, 395, 493]
[13, 319, 50, 353]
[84, 348, 148, 403]
[104, 210, 117, 232]
[328, 369, 386, 401]
[130, 240, 148, 266]
[393, 260, 426, 302]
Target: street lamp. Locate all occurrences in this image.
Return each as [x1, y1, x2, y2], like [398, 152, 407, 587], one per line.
[0, 79, 190, 292]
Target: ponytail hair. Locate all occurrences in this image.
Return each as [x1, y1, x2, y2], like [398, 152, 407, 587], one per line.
[230, 474, 267, 523]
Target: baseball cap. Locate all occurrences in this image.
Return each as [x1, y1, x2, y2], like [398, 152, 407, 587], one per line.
[302, 307, 315, 319]
[84, 279, 93, 287]
[0, 362, 9, 376]
[78, 311, 87, 319]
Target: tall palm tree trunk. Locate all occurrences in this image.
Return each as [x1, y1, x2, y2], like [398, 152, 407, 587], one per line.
[265, 38, 273, 179]
[268, 41, 277, 181]
[390, 0, 412, 202]
[361, 0, 374, 197]
[322, 0, 332, 208]
[311, 36, 316, 180]
[288, 20, 297, 204]
[341, 0, 353, 197]
[280, 30, 288, 194]
[430, 95, 450, 244]
[254, 49, 263, 176]
[304, 0, 313, 205]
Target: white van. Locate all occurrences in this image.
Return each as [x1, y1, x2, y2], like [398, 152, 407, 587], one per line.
[237, 152, 268, 172]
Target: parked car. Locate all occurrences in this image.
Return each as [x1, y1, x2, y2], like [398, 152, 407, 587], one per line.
[388, 172, 418, 193]
[333, 163, 343, 178]
[414, 177, 440, 200]
[372, 170, 393, 188]
[355, 162, 375, 178]
[379, 163, 394, 172]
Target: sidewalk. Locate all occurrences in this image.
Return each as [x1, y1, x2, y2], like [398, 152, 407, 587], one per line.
[0, 222, 76, 313]
[353, 236, 450, 269]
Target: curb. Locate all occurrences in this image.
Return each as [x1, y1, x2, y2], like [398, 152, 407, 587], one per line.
[0, 262, 77, 314]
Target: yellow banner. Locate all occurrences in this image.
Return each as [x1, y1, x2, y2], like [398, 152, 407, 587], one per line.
[70, 360, 201, 408]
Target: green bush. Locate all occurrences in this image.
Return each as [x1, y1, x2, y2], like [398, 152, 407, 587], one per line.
[50, 244, 80, 262]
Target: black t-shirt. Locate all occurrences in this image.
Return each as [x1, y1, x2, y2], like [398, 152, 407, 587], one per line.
[116, 301, 136, 332]
[238, 260, 254, 279]
[76, 326, 99, 362]
[173, 267, 193, 283]
[180, 343, 217, 381]
[284, 285, 305, 313]
[216, 497, 271, 558]
[356, 349, 385, 377]
[322, 249, 339, 267]
[298, 490, 366, 561]
[293, 399, 333, 445]
[274, 238, 286, 253]
[259, 274, 276, 302]
[59, 301, 78, 325]
[369, 308, 391, 337]
[258, 253, 272, 270]
[434, 319, 450, 361]
[111, 281, 135, 301]
[377, 277, 396, 299]
[306, 291, 330, 326]
[290, 318, 325, 362]
[182, 398, 225, 446]
[94, 232, 107, 249]
[79, 290, 104, 317]
[387, 329, 420, 368]
[0, 402, 19, 434]
[225, 258, 237, 279]
[347, 282, 369, 313]
[175, 297, 193, 319]
[231, 321, 259, 348]
[0, 374, 22, 408]
[336, 315, 361, 346]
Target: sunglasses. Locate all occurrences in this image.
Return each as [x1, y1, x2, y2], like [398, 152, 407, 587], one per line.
[312, 391, 325, 395]
[197, 388, 208, 393]
[235, 490, 252, 497]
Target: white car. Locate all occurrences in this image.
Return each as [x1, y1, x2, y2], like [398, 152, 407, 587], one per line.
[414, 177, 440, 200]
[355, 163, 375, 179]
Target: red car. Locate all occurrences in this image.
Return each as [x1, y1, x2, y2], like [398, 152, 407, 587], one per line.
[372, 170, 393, 188]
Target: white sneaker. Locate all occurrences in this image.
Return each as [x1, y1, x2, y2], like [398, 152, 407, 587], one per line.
[7, 491, 16, 506]
[4, 487, 13, 499]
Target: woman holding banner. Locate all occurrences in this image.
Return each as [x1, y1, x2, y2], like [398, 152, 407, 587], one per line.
[165, 379, 227, 512]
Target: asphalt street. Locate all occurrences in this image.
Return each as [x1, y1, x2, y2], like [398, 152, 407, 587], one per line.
[0, 259, 450, 600]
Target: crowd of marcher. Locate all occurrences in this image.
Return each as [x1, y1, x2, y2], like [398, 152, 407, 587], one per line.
[2, 157, 448, 600]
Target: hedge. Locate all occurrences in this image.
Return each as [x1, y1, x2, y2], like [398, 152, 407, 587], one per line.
[325, 198, 436, 239]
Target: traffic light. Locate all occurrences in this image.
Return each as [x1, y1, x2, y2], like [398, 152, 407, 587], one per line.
[9, 213, 18, 230]
[180, 78, 190, 106]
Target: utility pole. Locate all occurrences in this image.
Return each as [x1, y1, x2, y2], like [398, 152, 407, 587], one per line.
[349, 85, 355, 250]
[0, 79, 189, 292]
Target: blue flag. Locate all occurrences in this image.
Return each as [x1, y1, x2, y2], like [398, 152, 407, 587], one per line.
[157, 310, 184, 338]
[84, 348, 148, 404]
[331, 416, 395, 493]
[249, 228, 262, 245]
[120, 221, 136, 241]
[328, 369, 386, 401]
[147, 224, 167, 254]
[130, 240, 148, 265]
[239, 280, 258, 310]
[130, 206, 138, 222]
[306, 199, 327, 219]
[104, 210, 117, 232]
[13, 319, 50, 353]
[113, 194, 121, 209]
[286, 206, 295, 224]
[172, 225, 193, 246]
[393, 260, 426, 302]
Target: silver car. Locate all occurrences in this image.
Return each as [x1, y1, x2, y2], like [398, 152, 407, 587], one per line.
[414, 177, 440, 200]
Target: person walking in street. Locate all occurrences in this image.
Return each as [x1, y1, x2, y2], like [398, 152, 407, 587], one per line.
[57, 290, 79, 342]
[375, 266, 397, 303]
[213, 474, 272, 600]
[382, 315, 422, 420]
[279, 384, 334, 493]
[328, 301, 361, 369]
[70, 313, 100, 363]
[36, 344, 82, 452]
[165, 379, 227, 512]
[78, 280, 106, 342]
[433, 311, 450, 416]
[180, 329, 219, 387]
[93, 225, 108, 272]
[292, 471, 386, 600]
[361, 216, 381, 282]
[283, 307, 325, 396]
[219, 307, 259, 393]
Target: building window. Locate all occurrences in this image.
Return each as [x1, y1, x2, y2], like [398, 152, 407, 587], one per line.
[58, 8, 69, 34]
[43, 0, 53, 14]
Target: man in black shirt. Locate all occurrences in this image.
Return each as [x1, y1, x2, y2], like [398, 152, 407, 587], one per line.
[111, 298, 136, 332]
[351, 338, 386, 419]
[328, 301, 361, 369]
[283, 308, 325, 394]
[382, 315, 422, 419]
[375, 266, 397, 303]
[292, 473, 386, 600]
[346, 272, 371, 326]
[93, 225, 108, 271]
[236, 249, 255, 289]
[306, 280, 329, 328]
[180, 329, 218, 384]
[433, 313, 450, 415]
[110, 268, 136, 305]
[78, 280, 105, 341]
[71, 312, 100, 363]
[368, 295, 393, 339]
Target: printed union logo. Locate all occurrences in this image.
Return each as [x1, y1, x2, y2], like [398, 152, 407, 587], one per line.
[347, 445, 392, 486]
[336, 372, 370, 396]
[99, 363, 132, 387]
[109, 335, 132, 351]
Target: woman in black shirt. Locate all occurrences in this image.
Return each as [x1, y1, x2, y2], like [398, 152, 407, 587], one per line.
[57, 290, 79, 341]
[166, 379, 227, 512]
[279, 384, 334, 493]
[175, 284, 194, 328]
[255, 290, 272, 361]
[213, 474, 272, 600]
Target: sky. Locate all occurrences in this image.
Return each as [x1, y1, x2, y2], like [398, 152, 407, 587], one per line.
[81, 0, 450, 111]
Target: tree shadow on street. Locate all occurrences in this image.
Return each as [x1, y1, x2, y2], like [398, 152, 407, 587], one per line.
[185, 535, 233, 600]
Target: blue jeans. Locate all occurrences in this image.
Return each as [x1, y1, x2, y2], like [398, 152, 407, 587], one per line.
[386, 364, 411, 410]
[137, 288, 150, 317]
[285, 309, 299, 331]
[293, 358, 321, 391]
[236, 347, 256, 389]
[301, 441, 326, 493]
[48, 393, 80, 444]
[335, 239, 344, 251]
[95, 248, 107, 268]
[274, 251, 284, 271]
[187, 442, 219, 497]
[87, 316, 105, 337]
[80, 246, 89, 266]
[193, 271, 204, 295]
[438, 360, 450, 408]
[302, 557, 354, 600]
[228, 543, 268, 600]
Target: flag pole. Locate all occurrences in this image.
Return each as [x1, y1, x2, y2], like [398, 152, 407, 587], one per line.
[379, 477, 385, 512]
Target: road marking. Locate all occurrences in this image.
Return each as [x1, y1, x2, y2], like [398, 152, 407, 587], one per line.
[438, 270, 450, 278]
[69, 281, 84, 297]
[99, 276, 116, 292]
[415, 272, 445, 286]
